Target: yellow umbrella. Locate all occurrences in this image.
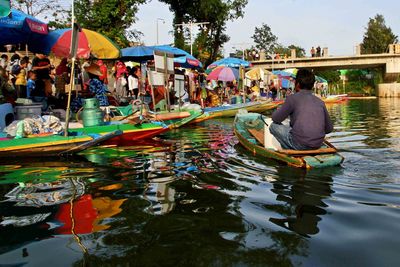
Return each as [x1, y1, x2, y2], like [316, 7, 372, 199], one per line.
[45, 28, 121, 59]
[245, 67, 269, 80]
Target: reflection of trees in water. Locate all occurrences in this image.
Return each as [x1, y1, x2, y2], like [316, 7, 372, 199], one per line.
[328, 99, 399, 148]
[71, 166, 341, 267]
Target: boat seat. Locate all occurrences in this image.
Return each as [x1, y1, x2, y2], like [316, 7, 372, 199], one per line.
[247, 128, 336, 155]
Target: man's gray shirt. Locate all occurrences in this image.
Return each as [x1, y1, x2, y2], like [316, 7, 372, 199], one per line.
[272, 90, 333, 149]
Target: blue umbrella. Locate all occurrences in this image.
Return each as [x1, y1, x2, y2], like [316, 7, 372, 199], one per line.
[121, 46, 156, 62]
[174, 55, 202, 68]
[0, 8, 48, 46]
[121, 45, 202, 68]
[207, 57, 251, 69]
[315, 75, 328, 83]
[272, 70, 296, 78]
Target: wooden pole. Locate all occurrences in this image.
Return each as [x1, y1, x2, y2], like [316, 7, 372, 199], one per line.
[147, 67, 157, 112]
[64, 58, 75, 136]
[164, 53, 171, 112]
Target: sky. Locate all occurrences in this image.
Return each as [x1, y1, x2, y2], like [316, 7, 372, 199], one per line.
[134, 0, 400, 57]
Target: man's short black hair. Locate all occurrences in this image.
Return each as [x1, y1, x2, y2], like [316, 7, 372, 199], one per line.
[295, 69, 315, 90]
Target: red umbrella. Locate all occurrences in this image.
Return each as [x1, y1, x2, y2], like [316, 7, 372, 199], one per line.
[206, 66, 239, 82]
[41, 28, 120, 59]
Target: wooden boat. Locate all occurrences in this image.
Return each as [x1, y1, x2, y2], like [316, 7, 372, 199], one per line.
[321, 94, 348, 104]
[234, 111, 344, 168]
[68, 121, 170, 145]
[0, 130, 122, 157]
[112, 108, 203, 129]
[191, 100, 282, 124]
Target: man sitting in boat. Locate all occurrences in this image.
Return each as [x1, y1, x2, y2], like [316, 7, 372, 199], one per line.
[269, 68, 333, 150]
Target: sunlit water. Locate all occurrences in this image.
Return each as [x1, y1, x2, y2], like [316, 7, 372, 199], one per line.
[0, 99, 399, 266]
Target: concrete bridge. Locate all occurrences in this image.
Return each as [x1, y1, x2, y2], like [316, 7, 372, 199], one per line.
[251, 47, 400, 97]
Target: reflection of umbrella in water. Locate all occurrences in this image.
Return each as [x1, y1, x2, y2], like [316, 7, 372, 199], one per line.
[206, 66, 239, 82]
[40, 28, 121, 59]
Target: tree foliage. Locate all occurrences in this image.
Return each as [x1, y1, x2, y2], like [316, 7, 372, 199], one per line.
[73, 0, 147, 47]
[160, 0, 248, 65]
[362, 14, 398, 54]
[12, 0, 68, 27]
[274, 44, 305, 58]
[251, 23, 278, 54]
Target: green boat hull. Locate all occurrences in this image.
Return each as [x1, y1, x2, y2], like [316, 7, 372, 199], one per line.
[234, 112, 344, 168]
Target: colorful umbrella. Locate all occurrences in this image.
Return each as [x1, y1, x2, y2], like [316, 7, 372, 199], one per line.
[41, 28, 120, 59]
[207, 57, 251, 69]
[0, 0, 11, 17]
[206, 66, 239, 81]
[315, 75, 328, 84]
[121, 45, 156, 62]
[245, 67, 272, 80]
[0, 8, 48, 46]
[272, 70, 295, 79]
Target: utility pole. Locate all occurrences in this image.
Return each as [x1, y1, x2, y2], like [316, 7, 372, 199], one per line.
[156, 18, 165, 45]
[175, 21, 209, 55]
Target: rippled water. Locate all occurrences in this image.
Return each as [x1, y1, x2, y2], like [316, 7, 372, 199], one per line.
[0, 99, 399, 266]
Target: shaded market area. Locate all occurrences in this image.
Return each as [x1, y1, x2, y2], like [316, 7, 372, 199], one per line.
[1, 2, 400, 267]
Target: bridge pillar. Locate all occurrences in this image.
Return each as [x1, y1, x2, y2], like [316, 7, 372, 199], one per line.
[378, 83, 400, 97]
[384, 57, 400, 82]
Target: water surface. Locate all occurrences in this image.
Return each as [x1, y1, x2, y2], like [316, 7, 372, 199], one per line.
[0, 99, 399, 266]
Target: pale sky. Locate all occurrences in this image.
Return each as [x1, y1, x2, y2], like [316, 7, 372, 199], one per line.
[134, 0, 400, 57]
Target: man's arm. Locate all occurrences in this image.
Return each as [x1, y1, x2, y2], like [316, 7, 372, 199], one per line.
[271, 97, 293, 123]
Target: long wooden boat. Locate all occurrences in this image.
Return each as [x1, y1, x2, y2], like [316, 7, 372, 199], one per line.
[0, 130, 122, 157]
[68, 121, 170, 145]
[321, 94, 348, 104]
[191, 100, 282, 124]
[234, 112, 344, 168]
[110, 105, 203, 129]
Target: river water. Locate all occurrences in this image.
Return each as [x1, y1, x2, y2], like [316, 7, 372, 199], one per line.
[0, 98, 399, 267]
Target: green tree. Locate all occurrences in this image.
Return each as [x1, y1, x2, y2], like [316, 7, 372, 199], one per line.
[160, 0, 248, 65]
[74, 0, 147, 47]
[274, 44, 305, 58]
[251, 23, 278, 54]
[361, 14, 398, 54]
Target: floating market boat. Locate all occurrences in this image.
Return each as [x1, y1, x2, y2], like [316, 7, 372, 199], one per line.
[321, 94, 348, 104]
[0, 130, 122, 157]
[233, 111, 344, 168]
[191, 100, 282, 124]
[68, 121, 170, 145]
[111, 107, 203, 129]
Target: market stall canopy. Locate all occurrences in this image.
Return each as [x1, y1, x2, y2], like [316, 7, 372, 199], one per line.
[0, 8, 48, 46]
[121, 44, 202, 68]
[206, 66, 239, 82]
[207, 57, 251, 69]
[38, 28, 120, 59]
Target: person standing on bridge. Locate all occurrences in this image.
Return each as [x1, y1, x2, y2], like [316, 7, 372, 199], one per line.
[316, 46, 321, 57]
[269, 68, 333, 150]
[310, 47, 316, 57]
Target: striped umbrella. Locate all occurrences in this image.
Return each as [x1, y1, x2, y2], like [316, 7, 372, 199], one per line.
[41, 28, 120, 59]
[206, 66, 239, 82]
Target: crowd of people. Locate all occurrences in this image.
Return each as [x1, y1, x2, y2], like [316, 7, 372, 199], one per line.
[1, 50, 300, 119]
